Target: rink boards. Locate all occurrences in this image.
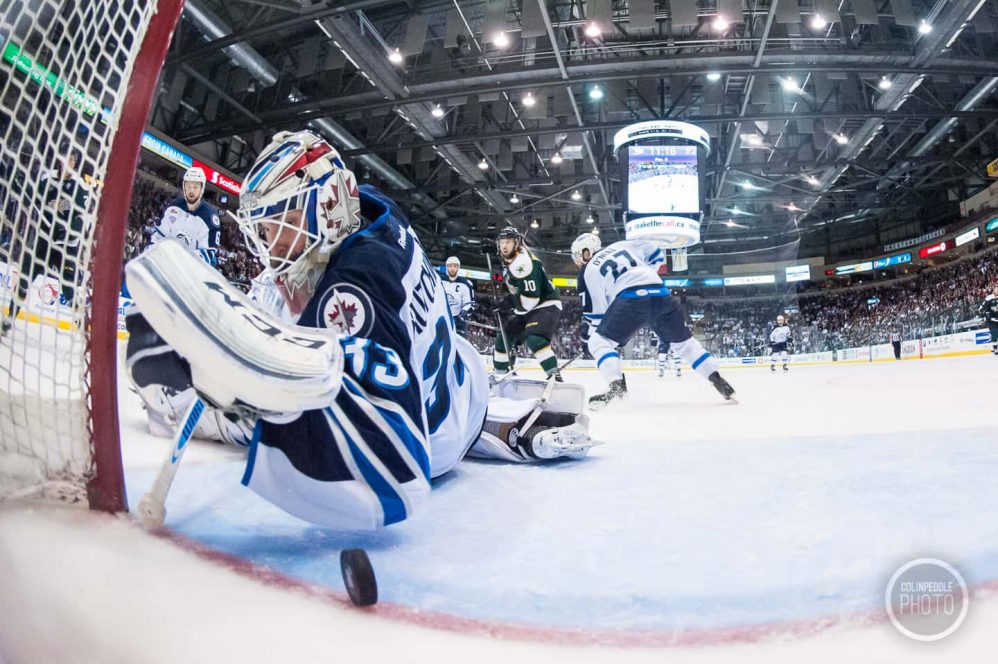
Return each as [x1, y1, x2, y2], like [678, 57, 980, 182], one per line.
[483, 327, 994, 372]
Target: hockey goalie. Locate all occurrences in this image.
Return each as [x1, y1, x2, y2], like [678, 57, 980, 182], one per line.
[124, 130, 596, 530]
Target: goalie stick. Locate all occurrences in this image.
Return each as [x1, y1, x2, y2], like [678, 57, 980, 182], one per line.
[520, 354, 581, 433]
[137, 398, 205, 528]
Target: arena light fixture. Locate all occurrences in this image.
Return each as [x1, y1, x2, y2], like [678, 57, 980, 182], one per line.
[571, 190, 582, 201]
[494, 31, 510, 48]
[584, 22, 602, 38]
[388, 48, 403, 64]
[918, 20, 932, 34]
[805, 174, 820, 186]
[589, 85, 604, 100]
[878, 77, 892, 90]
[478, 158, 490, 170]
[510, 194, 520, 204]
[713, 15, 729, 30]
[834, 133, 849, 145]
[742, 133, 763, 146]
[592, 225, 600, 234]
[707, 72, 722, 82]
[550, 153, 563, 165]
[782, 77, 800, 92]
[811, 14, 827, 29]
[522, 92, 536, 107]
[741, 180, 756, 190]
[531, 219, 540, 229]
[586, 213, 595, 224]
[431, 104, 445, 118]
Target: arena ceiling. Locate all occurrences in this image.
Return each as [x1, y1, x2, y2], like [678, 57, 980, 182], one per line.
[150, 0, 998, 263]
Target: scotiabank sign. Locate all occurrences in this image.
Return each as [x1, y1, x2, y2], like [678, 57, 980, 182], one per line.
[193, 159, 241, 196]
[918, 241, 949, 258]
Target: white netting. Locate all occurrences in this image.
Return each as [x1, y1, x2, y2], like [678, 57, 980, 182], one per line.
[0, 0, 159, 502]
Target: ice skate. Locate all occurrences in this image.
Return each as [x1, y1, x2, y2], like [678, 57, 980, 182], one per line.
[708, 371, 737, 403]
[588, 376, 627, 410]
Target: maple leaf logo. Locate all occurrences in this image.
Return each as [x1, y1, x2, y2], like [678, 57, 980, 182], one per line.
[327, 298, 359, 332]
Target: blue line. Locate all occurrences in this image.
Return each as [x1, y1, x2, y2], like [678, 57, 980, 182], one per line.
[691, 352, 710, 370]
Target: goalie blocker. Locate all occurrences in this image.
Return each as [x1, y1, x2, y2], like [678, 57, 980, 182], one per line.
[125, 241, 596, 530]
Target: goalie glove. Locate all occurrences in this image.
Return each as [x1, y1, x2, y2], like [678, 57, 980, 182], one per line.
[125, 240, 344, 417]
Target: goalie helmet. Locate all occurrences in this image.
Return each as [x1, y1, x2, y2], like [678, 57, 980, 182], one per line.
[571, 232, 601, 264]
[237, 130, 361, 294]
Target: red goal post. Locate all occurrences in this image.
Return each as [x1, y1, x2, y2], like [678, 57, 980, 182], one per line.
[0, 0, 185, 511]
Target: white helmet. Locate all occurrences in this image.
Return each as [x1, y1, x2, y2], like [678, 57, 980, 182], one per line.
[183, 167, 207, 185]
[445, 256, 460, 267]
[571, 232, 601, 263]
[237, 130, 361, 293]
[182, 167, 206, 206]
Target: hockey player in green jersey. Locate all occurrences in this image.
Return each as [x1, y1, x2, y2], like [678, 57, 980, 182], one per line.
[980, 283, 998, 356]
[493, 226, 564, 380]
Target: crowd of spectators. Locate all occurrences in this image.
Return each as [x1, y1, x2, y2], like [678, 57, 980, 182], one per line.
[110, 168, 998, 361]
[698, 245, 998, 357]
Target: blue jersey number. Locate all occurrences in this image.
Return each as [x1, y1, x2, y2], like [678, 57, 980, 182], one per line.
[599, 250, 638, 282]
[422, 316, 451, 434]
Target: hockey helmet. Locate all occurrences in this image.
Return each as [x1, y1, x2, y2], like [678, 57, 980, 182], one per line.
[183, 167, 207, 185]
[571, 232, 602, 264]
[445, 256, 460, 266]
[237, 130, 361, 292]
[496, 225, 522, 254]
[182, 167, 207, 206]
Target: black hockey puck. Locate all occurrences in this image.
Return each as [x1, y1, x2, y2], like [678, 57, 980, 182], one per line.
[340, 548, 378, 607]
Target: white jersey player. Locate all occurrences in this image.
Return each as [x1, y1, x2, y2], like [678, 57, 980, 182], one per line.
[650, 331, 681, 378]
[769, 315, 791, 372]
[125, 166, 236, 444]
[150, 167, 221, 265]
[439, 256, 476, 337]
[572, 233, 736, 408]
[124, 130, 596, 531]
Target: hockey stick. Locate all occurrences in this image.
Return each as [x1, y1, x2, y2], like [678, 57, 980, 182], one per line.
[485, 252, 513, 370]
[137, 397, 206, 528]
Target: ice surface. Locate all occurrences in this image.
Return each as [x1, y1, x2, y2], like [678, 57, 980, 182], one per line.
[2, 354, 998, 661]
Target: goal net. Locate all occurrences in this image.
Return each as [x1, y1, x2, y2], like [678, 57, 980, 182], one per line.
[0, 0, 182, 509]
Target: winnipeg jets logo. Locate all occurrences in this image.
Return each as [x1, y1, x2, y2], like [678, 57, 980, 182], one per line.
[175, 231, 192, 247]
[317, 282, 374, 336]
[37, 283, 59, 306]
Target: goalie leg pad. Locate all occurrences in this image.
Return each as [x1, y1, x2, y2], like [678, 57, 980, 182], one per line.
[125, 240, 343, 415]
[468, 391, 598, 462]
[490, 378, 585, 416]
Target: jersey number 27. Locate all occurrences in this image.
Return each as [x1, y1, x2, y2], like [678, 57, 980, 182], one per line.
[599, 250, 637, 282]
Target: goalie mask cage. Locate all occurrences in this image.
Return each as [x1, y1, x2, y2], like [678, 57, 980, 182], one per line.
[0, 0, 183, 510]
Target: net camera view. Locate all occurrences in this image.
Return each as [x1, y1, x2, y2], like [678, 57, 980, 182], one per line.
[626, 144, 700, 215]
